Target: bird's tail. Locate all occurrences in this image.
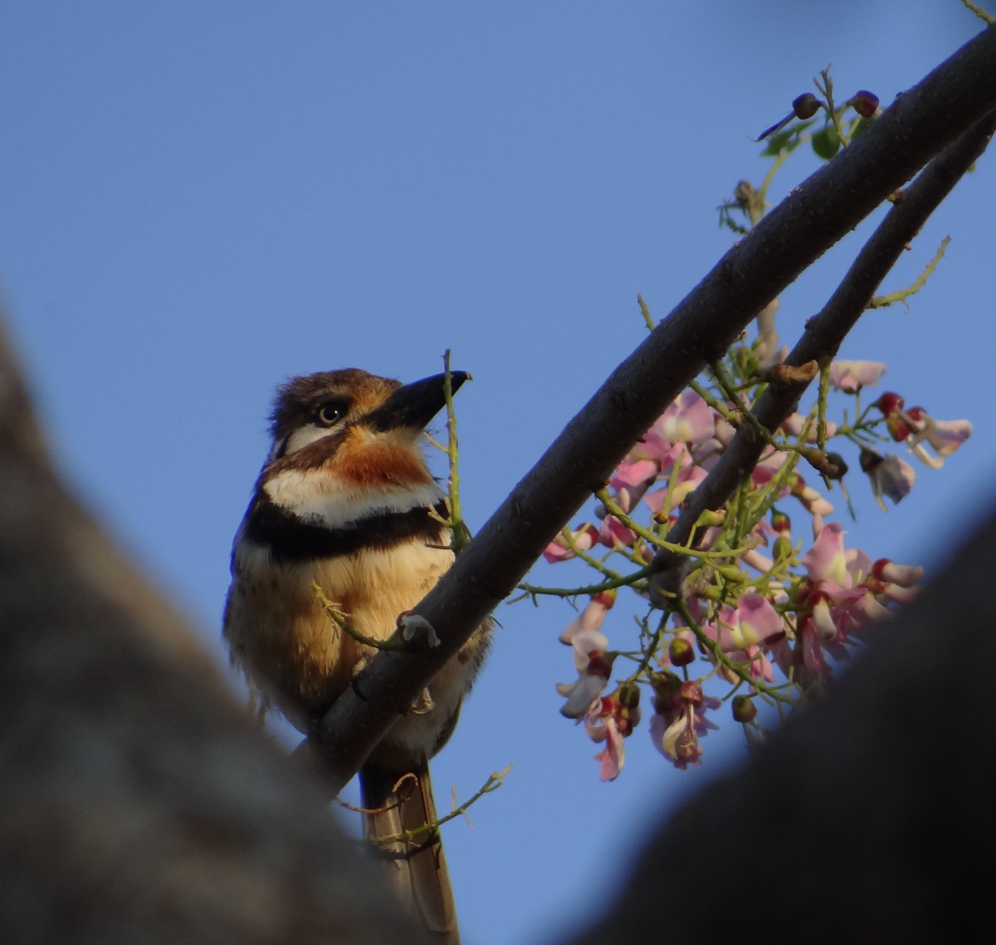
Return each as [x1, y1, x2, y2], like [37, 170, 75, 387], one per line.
[360, 758, 459, 944]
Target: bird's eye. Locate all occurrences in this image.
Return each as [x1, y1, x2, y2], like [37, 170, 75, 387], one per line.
[316, 400, 347, 427]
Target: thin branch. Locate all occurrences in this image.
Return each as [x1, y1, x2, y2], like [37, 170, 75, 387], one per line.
[304, 31, 996, 794]
[869, 237, 950, 308]
[960, 0, 996, 25]
[313, 582, 408, 651]
[378, 765, 512, 845]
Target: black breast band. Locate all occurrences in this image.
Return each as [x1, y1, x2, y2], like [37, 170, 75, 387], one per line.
[244, 498, 450, 564]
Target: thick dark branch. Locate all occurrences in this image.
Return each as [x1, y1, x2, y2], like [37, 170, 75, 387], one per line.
[307, 26, 996, 793]
[649, 110, 996, 597]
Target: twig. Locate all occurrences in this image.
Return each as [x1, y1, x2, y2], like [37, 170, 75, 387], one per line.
[313, 582, 407, 651]
[870, 237, 951, 308]
[378, 765, 512, 845]
[960, 0, 996, 25]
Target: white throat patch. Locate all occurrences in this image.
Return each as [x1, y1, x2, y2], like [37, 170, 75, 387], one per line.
[264, 469, 445, 529]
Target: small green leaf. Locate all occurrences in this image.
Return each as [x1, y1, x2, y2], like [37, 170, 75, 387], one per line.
[761, 128, 794, 156]
[851, 115, 875, 140]
[811, 126, 840, 160]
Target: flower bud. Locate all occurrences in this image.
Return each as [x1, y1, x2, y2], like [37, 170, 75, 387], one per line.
[871, 558, 924, 588]
[801, 448, 839, 478]
[650, 671, 682, 702]
[768, 359, 819, 385]
[824, 451, 849, 480]
[876, 391, 905, 416]
[679, 680, 703, 707]
[793, 92, 820, 119]
[592, 588, 618, 609]
[694, 508, 726, 528]
[851, 90, 879, 118]
[771, 509, 791, 533]
[732, 694, 757, 723]
[617, 681, 641, 710]
[716, 564, 748, 584]
[668, 637, 695, 667]
[773, 535, 794, 560]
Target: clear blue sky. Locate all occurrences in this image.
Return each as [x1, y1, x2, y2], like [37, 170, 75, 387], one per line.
[1, 3, 992, 943]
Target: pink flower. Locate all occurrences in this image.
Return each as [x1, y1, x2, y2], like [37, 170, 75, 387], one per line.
[584, 686, 641, 781]
[558, 594, 617, 718]
[871, 558, 923, 588]
[559, 593, 614, 657]
[802, 521, 850, 587]
[660, 390, 716, 446]
[598, 515, 637, 549]
[543, 523, 599, 563]
[859, 449, 915, 511]
[798, 523, 895, 650]
[828, 360, 887, 392]
[751, 448, 790, 487]
[648, 676, 720, 770]
[591, 715, 624, 781]
[790, 473, 834, 518]
[781, 412, 839, 441]
[729, 594, 784, 649]
[644, 465, 708, 514]
[865, 557, 923, 606]
[558, 653, 613, 718]
[606, 458, 660, 513]
[611, 458, 658, 489]
[905, 407, 972, 468]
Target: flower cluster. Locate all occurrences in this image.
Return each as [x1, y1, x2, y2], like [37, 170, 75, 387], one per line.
[533, 351, 969, 781]
[523, 76, 972, 782]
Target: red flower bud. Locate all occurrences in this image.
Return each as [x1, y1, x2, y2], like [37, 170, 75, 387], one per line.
[668, 638, 695, 667]
[771, 509, 791, 533]
[793, 92, 820, 119]
[592, 588, 618, 609]
[876, 391, 905, 416]
[732, 694, 757, 723]
[851, 90, 879, 118]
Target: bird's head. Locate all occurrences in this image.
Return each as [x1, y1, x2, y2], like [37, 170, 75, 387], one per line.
[258, 368, 469, 528]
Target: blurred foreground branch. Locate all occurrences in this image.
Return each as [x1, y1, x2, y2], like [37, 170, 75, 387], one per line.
[0, 317, 423, 943]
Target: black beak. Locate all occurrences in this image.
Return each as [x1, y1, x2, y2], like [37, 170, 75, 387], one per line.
[364, 371, 471, 433]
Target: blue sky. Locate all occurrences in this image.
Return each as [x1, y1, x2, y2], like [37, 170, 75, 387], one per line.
[1, 3, 993, 943]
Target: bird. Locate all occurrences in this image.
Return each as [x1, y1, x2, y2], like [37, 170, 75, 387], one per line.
[223, 367, 491, 944]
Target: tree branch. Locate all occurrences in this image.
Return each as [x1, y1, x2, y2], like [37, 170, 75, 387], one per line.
[306, 26, 996, 794]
